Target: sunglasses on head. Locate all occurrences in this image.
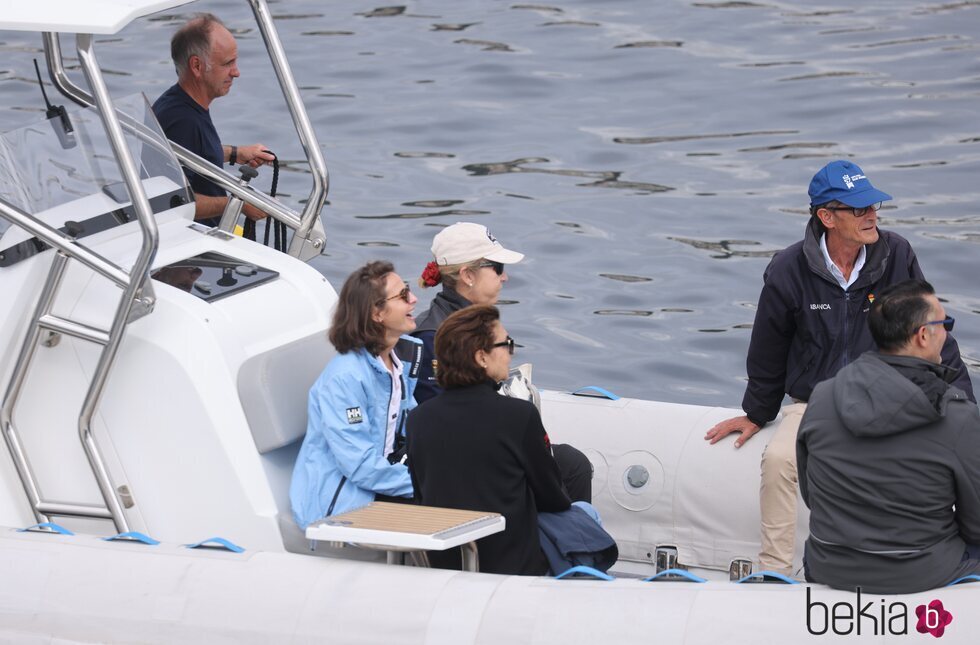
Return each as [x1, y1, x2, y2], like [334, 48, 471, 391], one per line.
[478, 260, 504, 275]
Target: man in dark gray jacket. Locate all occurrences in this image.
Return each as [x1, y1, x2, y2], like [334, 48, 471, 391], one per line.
[798, 279, 980, 593]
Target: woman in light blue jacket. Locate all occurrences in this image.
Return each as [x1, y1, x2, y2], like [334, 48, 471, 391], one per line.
[290, 261, 423, 528]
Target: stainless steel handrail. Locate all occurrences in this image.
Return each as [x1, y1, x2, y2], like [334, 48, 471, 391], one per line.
[0, 200, 131, 288]
[0, 30, 174, 533]
[0, 251, 73, 528]
[72, 31, 163, 534]
[246, 0, 329, 258]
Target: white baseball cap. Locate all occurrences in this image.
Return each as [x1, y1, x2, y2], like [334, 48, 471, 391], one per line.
[431, 222, 524, 266]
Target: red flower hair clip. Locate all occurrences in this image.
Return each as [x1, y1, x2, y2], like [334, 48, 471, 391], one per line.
[421, 261, 442, 287]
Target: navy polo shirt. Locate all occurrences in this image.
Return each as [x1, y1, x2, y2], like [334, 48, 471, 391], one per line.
[152, 83, 225, 225]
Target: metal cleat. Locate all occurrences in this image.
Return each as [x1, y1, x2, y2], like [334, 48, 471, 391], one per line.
[729, 557, 753, 581]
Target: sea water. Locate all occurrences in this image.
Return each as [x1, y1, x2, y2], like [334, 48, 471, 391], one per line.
[1, 0, 978, 405]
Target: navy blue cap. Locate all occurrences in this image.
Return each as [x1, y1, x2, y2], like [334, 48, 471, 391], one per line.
[808, 160, 892, 208]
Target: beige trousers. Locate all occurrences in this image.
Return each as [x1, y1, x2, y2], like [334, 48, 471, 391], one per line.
[758, 402, 807, 576]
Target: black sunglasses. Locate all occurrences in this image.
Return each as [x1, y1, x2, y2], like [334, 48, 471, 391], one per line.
[922, 317, 955, 332]
[478, 260, 504, 276]
[491, 335, 515, 355]
[825, 202, 882, 218]
[382, 282, 411, 304]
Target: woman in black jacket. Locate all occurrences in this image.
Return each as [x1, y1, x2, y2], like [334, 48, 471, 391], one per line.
[413, 222, 593, 503]
[406, 305, 571, 575]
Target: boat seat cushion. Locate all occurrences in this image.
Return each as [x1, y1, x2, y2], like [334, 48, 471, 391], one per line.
[238, 332, 333, 453]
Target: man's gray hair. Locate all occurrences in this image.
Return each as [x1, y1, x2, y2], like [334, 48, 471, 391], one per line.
[170, 13, 225, 77]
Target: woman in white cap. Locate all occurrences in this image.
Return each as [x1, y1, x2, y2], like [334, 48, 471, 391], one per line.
[413, 222, 524, 403]
[412, 222, 594, 503]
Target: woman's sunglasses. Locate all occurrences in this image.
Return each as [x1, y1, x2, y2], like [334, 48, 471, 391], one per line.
[491, 335, 515, 355]
[478, 260, 504, 276]
[382, 282, 412, 304]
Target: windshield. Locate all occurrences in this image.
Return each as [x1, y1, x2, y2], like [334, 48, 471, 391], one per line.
[0, 92, 188, 240]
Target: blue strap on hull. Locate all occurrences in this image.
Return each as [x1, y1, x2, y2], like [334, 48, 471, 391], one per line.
[184, 537, 245, 553]
[736, 571, 798, 584]
[102, 531, 160, 545]
[18, 522, 74, 535]
[642, 568, 706, 583]
[571, 386, 620, 401]
[947, 574, 980, 586]
[555, 565, 615, 580]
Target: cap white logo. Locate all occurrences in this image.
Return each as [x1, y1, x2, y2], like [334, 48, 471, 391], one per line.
[485, 228, 498, 244]
[841, 173, 866, 190]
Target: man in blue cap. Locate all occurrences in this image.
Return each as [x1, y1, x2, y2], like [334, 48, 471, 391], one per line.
[704, 160, 975, 577]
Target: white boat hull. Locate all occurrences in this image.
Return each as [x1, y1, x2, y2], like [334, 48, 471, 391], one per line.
[1, 527, 975, 644]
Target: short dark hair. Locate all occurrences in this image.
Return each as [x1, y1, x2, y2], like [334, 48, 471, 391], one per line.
[435, 305, 500, 389]
[329, 261, 394, 355]
[171, 13, 224, 77]
[868, 279, 936, 352]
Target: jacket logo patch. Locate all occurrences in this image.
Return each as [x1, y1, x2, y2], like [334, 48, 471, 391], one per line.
[810, 303, 832, 310]
[408, 344, 422, 379]
[346, 407, 363, 424]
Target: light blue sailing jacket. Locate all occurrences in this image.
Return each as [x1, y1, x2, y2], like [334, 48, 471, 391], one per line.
[290, 336, 421, 528]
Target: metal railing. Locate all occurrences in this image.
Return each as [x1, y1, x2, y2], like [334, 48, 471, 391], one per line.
[0, 31, 167, 533]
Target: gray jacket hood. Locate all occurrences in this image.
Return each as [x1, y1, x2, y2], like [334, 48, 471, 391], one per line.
[832, 352, 961, 438]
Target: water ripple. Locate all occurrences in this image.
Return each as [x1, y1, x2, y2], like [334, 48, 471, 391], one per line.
[599, 274, 653, 283]
[511, 4, 564, 14]
[692, 1, 772, 8]
[355, 209, 491, 220]
[912, 1, 980, 15]
[461, 158, 673, 193]
[453, 39, 516, 52]
[432, 23, 479, 31]
[614, 41, 684, 49]
[357, 6, 406, 18]
[668, 237, 779, 259]
[779, 71, 870, 82]
[394, 152, 456, 159]
[613, 130, 798, 145]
